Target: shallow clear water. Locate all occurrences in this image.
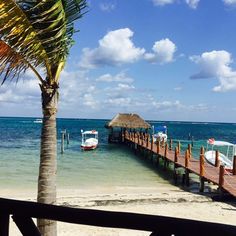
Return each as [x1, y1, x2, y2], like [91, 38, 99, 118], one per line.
[1, 117, 236, 190]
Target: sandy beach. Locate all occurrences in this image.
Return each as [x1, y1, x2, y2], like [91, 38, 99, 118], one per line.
[4, 183, 236, 236]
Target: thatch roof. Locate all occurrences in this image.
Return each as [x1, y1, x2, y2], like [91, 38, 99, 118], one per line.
[105, 113, 151, 129]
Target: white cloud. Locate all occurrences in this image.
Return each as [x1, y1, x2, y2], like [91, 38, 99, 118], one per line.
[153, 0, 200, 8]
[190, 50, 236, 92]
[96, 72, 134, 83]
[185, 0, 200, 9]
[145, 38, 177, 64]
[115, 83, 135, 90]
[83, 93, 99, 109]
[174, 86, 183, 91]
[223, 0, 236, 5]
[59, 70, 101, 110]
[105, 97, 132, 106]
[79, 28, 145, 69]
[100, 2, 116, 12]
[152, 0, 175, 6]
[152, 100, 182, 110]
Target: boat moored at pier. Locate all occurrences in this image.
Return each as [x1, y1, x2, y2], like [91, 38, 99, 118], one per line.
[81, 130, 98, 150]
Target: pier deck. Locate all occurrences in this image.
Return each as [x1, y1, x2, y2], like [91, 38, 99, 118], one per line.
[125, 132, 236, 198]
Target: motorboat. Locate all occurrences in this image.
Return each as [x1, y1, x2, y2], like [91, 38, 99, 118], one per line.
[81, 130, 98, 150]
[204, 138, 234, 171]
[34, 118, 42, 123]
[152, 125, 167, 143]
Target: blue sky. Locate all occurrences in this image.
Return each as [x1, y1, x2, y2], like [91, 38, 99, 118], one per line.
[1, 0, 236, 122]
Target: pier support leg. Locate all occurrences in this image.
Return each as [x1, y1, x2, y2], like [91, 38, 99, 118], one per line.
[163, 159, 167, 171]
[185, 170, 190, 187]
[182, 173, 185, 185]
[156, 155, 159, 167]
[150, 152, 154, 163]
[199, 177, 205, 192]
[174, 169, 178, 185]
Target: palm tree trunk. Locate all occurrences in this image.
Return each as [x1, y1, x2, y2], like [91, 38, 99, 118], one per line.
[37, 84, 58, 236]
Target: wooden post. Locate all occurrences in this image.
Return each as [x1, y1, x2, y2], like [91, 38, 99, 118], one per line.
[173, 147, 178, 184]
[164, 143, 168, 158]
[0, 213, 9, 236]
[61, 131, 65, 154]
[174, 147, 178, 163]
[146, 134, 149, 148]
[157, 141, 160, 155]
[188, 144, 192, 160]
[215, 150, 220, 167]
[219, 165, 225, 188]
[200, 146, 205, 177]
[161, 138, 165, 147]
[164, 143, 168, 171]
[12, 215, 41, 236]
[199, 177, 205, 193]
[185, 149, 189, 168]
[199, 146, 205, 192]
[151, 135, 153, 151]
[169, 139, 172, 150]
[122, 129, 125, 143]
[66, 132, 70, 147]
[184, 149, 190, 186]
[233, 155, 236, 175]
[177, 141, 181, 154]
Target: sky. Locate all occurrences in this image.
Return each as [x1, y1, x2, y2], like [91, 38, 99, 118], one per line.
[1, 0, 236, 122]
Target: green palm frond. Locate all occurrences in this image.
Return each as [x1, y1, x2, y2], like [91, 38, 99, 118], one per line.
[16, 0, 87, 82]
[0, 1, 52, 81]
[0, 40, 44, 84]
[0, 0, 87, 85]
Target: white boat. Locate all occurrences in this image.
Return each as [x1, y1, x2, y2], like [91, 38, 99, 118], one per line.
[34, 118, 42, 123]
[204, 138, 234, 171]
[81, 130, 98, 150]
[152, 125, 167, 143]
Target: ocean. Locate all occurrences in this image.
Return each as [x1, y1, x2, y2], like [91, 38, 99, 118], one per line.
[1, 117, 236, 191]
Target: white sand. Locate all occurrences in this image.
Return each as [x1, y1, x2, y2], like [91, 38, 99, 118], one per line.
[3, 184, 236, 235]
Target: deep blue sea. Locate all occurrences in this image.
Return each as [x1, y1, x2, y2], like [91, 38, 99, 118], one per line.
[1, 117, 236, 191]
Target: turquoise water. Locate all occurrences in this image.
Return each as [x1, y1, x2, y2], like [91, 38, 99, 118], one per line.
[1, 117, 236, 190]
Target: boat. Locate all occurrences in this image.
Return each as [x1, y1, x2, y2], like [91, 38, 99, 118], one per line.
[204, 138, 234, 171]
[152, 125, 167, 143]
[81, 130, 98, 150]
[34, 118, 42, 123]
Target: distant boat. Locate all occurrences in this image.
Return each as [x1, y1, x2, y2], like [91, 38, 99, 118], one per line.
[205, 138, 234, 171]
[81, 130, 98, 151]
[152, 125, 168, 143]
[34, 118, 42, 124]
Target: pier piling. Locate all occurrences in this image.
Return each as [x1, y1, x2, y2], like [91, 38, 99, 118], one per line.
[233, 156, 236, 175]
[215, 150, 220, 167]
[124, 131, 236, 198]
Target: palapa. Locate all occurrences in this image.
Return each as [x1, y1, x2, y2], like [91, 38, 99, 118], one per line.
[105, 113, 151, 129]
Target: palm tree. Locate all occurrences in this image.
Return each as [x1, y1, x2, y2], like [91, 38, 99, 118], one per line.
[0, 1, 87, 235]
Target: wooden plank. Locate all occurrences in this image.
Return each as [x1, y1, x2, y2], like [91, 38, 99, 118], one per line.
[0, 198, 235, 236]
[12, 215, 41, 236]
[0, 213, 9, 236]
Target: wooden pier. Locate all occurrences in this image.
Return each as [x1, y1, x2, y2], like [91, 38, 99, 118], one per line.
[124, 131, 236, 198]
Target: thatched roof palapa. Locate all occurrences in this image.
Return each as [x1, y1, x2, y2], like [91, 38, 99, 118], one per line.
[105, 113, 151, 129]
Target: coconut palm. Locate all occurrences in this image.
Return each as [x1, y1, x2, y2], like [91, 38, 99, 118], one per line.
[0, 1, 87, 235]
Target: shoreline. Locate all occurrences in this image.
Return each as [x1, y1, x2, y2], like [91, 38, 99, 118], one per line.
[4, 183, 236, 235]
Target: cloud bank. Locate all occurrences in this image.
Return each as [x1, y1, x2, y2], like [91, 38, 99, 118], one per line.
[79, 28, 145, 69]
[152, 0, 200, 9]
[79, 28, 177, 68]
[190, 50, 236, 92]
